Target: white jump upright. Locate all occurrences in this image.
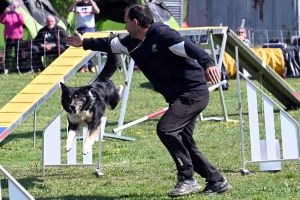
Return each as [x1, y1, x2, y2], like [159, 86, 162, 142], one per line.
[244, 79, 300, 172]
[234, 46, 300, 175]
[102, 55, 136, 141]
[0, 165, 35, 200]
[42, 114, 106, 177]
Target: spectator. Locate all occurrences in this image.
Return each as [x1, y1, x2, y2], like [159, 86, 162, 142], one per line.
[31, 15, 68, 72]
[237, 27, 251, 46]
[269, 38, 280, 43]
[0, 1, 24, 74]
[237, 27, 251, 78]
[68, 0, 100, 72]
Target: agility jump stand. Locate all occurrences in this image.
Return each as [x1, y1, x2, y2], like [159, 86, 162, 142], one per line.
[234, 47, 300, 175]
[42, 113, 106, 177]
[190, 31, 234, 123]
[45, 53, 136, 142]
[0, 165, 35, 200]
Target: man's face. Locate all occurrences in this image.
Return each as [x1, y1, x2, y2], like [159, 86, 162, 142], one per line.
[46, 18, 56, 30]
[82, 0, 89, 4]
[124, 11, 138, 39]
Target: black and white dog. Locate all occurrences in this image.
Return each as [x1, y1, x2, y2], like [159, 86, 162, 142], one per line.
[60, 53, 123, 155]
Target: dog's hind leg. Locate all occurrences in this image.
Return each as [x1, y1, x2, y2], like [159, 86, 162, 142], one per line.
[82, 125, 100, 155]
[66, 130, 77, 152]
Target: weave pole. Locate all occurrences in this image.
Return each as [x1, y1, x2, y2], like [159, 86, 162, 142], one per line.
[113, 80, 227, 133]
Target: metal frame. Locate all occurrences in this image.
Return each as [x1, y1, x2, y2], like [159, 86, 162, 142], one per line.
[234, 46, 300, 175]
[42, 115, 106, 177]
[181, 28, 233, 122]
[212, 27, 300, 109]
[0, 165, 35, 199]
[198, 30, 234, 122]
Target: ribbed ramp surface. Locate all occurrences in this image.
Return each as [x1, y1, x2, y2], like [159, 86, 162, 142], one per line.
[0, 32, 110, 142]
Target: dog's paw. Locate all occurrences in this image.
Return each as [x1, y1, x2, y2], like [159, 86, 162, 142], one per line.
[117, 85, 124, 95]
[82, 143, 91, 155]
[65, 144, 72, 152]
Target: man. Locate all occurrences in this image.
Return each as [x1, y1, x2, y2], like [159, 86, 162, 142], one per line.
[68, 0, 100, 72]
[66, 4, 232, 197]
[32, 15, 68, 71]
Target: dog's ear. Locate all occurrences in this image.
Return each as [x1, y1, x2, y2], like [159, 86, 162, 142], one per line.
[60, 82, 67, 90]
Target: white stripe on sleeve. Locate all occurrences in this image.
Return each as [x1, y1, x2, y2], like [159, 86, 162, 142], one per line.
[168, 41, 189, 58]
[110, 37, 129, 54]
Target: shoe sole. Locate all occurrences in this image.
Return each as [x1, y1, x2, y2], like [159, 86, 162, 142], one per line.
[168, 185, 202, 197]
[203, 184, 232, 196]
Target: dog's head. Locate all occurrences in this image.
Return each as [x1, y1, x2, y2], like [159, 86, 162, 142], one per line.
[60, 82, 93, 114]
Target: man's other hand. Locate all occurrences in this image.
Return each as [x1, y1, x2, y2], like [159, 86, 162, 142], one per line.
[205, 66, 220, 84]
[66, 31, 84, 47]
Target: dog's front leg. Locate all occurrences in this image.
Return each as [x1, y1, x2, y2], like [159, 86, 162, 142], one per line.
[82, 125, 100, 155]
[66, 129, 78, 152]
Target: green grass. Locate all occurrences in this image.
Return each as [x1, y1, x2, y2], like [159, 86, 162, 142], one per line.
[0, 71, 300, 200]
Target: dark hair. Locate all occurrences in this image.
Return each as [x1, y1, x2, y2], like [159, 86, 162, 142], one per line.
[269, 38, 280, 43]
[125, 4, 154, 28]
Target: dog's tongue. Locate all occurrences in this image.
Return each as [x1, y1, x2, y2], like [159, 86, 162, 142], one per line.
[75, 107, 81, 114]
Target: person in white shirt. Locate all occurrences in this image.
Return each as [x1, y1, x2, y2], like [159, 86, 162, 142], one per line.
[68, 0, 100, 72]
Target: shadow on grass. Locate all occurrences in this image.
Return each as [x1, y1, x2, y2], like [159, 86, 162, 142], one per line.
[0, 176, 166, 200]
[37, 196, 116, 200]
[0, 130, 45, 147]
[36, 193, 167, 200]
[1, 177, 165, 200]
[0, 120, 121, 147]
[140, 82, 153, 90]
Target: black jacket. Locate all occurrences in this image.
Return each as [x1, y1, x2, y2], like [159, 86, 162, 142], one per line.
[34, 25, 68, 48]
[83, 22, 215, 103]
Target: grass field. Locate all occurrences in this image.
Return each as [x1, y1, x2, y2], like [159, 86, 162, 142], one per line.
[0, 71, 300, 200]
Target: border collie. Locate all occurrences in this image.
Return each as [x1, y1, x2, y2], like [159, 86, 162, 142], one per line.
[60, 53, 123, 155]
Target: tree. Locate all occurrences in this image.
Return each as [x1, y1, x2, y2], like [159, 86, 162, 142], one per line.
[49, 0, 73, 19]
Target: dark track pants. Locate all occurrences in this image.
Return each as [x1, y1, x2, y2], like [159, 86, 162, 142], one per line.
[157, 91, 223, 182]
[4, 38, 21, 69]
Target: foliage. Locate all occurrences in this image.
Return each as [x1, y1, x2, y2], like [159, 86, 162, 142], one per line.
[49, 0, 74, 19]
[0, 71, 300, 199]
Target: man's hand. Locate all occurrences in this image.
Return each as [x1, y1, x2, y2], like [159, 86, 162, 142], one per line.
[205, 66, 220, 84]
[41, 44, 54, 51]
[66, 31, 84, 47]
[45, 44, 54, 51]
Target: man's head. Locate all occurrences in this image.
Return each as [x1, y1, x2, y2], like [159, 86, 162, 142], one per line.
[124, 4, 154, 39]
[82, 0, 90, 4]
[46, 15, 56, 30]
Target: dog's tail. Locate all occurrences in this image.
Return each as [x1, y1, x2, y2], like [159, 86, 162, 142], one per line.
[95, 53, 120, 82]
